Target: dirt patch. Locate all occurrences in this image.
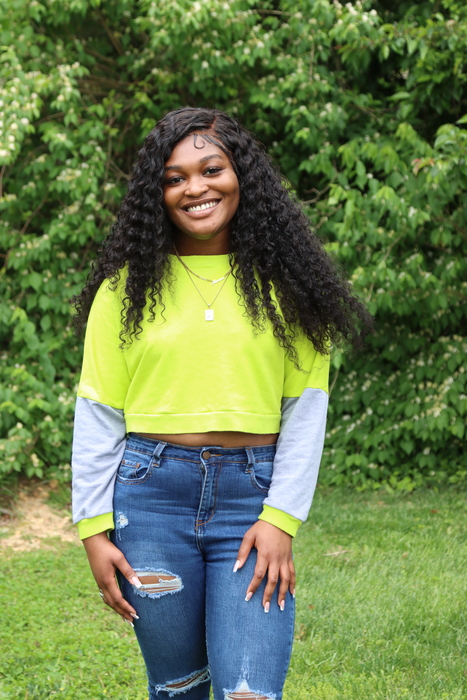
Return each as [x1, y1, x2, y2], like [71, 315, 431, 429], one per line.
[0, 484, 79, 552]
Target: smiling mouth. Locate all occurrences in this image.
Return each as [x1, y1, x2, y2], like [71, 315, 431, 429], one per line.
[184, 200, 219, 213]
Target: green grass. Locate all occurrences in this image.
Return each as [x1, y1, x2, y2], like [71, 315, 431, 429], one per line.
[0, 488, 466, 699]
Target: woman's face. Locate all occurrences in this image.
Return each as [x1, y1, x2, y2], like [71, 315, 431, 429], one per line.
[163, 133, 240, 253]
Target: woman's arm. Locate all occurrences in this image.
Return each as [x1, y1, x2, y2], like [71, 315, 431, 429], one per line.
[72, 279, 138, 619]
[235, 343, 330, 611]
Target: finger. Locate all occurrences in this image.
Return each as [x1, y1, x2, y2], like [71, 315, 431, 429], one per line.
[234, 531, 255, 572]
[100, 578, 138, 623]
[277, 564, 291, 610]
[261, 564, 279, 612]
[245, 555, 268, 602]
[116, 551, 143, 589]
[289, 560, 296, 597]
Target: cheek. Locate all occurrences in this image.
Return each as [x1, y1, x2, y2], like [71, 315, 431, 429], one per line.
[163, 193, 178, 220]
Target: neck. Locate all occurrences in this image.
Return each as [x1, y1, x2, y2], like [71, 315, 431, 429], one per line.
[174, 232, 230, 256]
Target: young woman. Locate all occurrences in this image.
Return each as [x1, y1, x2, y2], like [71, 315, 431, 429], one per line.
[71, 107, 370, 700]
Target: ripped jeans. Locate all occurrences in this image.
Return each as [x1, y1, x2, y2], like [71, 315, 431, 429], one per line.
[111, 435, 295, 700]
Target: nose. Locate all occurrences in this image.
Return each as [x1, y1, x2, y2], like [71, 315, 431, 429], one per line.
[184, 175, 209, 198]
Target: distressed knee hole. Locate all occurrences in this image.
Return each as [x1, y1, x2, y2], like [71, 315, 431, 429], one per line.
[224, 680, 275, 700]
[155, 666, 210, 696]
[133, 569, 183, 598]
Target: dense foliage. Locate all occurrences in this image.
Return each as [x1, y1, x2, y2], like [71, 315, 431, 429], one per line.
[0, 0, 465, 487]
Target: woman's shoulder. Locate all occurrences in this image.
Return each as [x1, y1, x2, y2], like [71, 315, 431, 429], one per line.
[91, 270, 128, 314]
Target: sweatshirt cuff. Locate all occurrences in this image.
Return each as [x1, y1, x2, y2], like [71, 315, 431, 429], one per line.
[77, 512, 115, 540]
[258, 505, 302, 537]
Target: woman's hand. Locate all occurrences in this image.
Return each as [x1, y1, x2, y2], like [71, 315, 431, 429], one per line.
[82, 532, 142, 624]
[234, 520, 295, 612]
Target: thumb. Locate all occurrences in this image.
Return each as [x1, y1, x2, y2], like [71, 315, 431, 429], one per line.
[233, 529, 255, 572]
[117, 552, 142, 589]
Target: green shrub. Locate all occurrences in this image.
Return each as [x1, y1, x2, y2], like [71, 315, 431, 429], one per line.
[0, 0, 465, 485]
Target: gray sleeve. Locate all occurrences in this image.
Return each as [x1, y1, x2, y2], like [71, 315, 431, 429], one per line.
[71, 396, 127, 524]
[263, 388, 329, 522]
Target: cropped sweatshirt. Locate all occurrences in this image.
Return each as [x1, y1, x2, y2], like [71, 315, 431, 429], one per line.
[72, 254, 330, 539]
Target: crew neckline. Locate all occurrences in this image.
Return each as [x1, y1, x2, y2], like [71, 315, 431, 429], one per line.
[169, 253, 231, 259]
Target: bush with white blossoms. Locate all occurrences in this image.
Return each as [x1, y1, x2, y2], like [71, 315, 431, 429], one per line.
[0, 0, 466, 487]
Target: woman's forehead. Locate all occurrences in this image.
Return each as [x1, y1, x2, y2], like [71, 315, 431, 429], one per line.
[165, 133, 229, 166]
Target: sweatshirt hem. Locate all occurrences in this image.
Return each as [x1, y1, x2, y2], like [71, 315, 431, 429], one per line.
[125, 412, 281, 434]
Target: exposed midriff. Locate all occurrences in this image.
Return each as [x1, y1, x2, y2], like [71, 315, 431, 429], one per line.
[135, 431, 279, 448]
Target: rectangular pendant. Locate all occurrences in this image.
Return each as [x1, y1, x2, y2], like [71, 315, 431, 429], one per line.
[205, 309, 215, 321]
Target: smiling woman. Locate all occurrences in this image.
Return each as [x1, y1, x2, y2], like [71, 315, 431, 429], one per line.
[70, 107, 372, 700]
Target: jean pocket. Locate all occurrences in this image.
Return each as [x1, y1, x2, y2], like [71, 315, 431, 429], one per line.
[116, 450, 154, 484]
[249, 460, 274, 495]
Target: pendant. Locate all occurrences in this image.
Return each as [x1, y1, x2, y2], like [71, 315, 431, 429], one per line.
[205, 309, 215, 321]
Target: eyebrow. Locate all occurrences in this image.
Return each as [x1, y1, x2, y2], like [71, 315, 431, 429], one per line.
[164, 154, 224, 172]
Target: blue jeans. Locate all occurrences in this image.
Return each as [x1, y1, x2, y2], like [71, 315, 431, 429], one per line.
[111, 435, 295, 700]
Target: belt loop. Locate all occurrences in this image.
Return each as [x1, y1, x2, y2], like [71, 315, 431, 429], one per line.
[245, 447, 255, 474]
[152, 441, 167, 468]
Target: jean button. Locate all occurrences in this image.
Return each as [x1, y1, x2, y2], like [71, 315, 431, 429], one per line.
[202, 450, 211, 460]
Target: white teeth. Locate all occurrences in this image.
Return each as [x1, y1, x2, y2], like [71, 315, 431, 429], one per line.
[186, 201, 217, 212]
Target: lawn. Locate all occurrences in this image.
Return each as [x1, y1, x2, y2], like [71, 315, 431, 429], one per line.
[1, 487, 466, 699]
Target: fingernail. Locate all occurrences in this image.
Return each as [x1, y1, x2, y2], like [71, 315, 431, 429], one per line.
[130, 613, 139, 620]
[264, 602, 270, 613]
[233, 560, 241, 573]
[125, 619, 134, 628]
[292, 589, 296, 598]
[245, 591, 253, 602]
[280, 600, 285, 611]
[131, 576, 142, 588]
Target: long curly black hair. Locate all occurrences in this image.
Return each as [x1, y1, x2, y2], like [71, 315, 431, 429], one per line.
[72, 107, 372, 358]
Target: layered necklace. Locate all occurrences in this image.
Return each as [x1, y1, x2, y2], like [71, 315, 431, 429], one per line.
[174, 247, 233, 321]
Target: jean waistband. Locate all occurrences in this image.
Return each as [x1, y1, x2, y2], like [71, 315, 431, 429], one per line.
[126, 433, 276, 463]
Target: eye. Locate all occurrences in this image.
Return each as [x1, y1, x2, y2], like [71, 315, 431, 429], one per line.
[164, 176, 184, 185]
[204, 167, 222, 176]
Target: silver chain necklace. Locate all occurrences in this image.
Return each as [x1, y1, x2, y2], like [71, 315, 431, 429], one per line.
[174, 247, 231, 285]
[174, 248, 232, 321]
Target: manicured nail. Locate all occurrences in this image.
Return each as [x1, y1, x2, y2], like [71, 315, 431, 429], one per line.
[264, 602, 270, 613]
[280, 600, 285, 611]
[233, 560, 241, 573]
[131, 576, 142, 588]
[125, 619, 134, 628]
[130, 613, 139, 620]
[292, 589, 296, 598]
[245, 591, 253, 602]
